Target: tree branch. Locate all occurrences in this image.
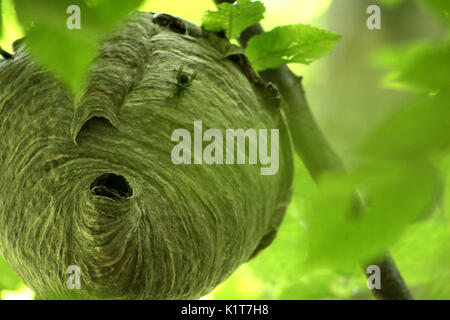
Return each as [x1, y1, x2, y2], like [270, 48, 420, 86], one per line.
[214, 0, 413, 300]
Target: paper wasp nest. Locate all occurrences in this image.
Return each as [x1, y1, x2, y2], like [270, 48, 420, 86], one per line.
[0, 12, 293, 299]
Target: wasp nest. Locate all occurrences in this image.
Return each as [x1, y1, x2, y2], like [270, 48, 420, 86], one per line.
[0, 12, 294, 299]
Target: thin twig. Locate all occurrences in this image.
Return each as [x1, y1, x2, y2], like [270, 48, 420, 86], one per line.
[214, 0, 413, 300]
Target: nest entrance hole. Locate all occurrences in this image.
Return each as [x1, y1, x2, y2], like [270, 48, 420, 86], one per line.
[90, 173, 133, 200]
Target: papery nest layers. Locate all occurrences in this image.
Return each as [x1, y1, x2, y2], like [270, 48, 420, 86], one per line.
[0, 12, 294, 299]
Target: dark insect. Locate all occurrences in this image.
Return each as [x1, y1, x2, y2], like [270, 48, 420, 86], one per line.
[216, 30, 227, 39]
[173, 65, 197, 102]
[0, 48, 13, 59]
[179, 73, 189, 85]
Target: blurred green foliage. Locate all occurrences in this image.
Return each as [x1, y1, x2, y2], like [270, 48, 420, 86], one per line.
[0, 0, 449, 300]
[13, 0, 144, 94]
[0, 255, 22, 291]
[424, 0, 449, 24]
[0, 0, 3, 37]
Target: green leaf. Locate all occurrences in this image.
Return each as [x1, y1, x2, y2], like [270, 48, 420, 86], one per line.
[398, 42, 450, 92]
[202, 0, 265, 40]
[0, 255, 23, 291]
[25, 24, 97, 96]
[84, 0, 144, 31]
[304, 161, 440, 271]
[277, 270, 367, 300]
[13, 0, 143, 94]
[303, 88, 449, 270]
[424, 0, 450, 13]
[379, 0, 406, 9]
[422, 0, 450, 23]
[211, 265, 273, 299]
[373, 41, 450, 93]
[248, 200, 309, 284]
[360, 93, 450, 159]
[246, 24, 341, 71]
[391, 219, 450, 299]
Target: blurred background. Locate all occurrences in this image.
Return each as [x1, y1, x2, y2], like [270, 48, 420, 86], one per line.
[1, 0, 449, 299]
